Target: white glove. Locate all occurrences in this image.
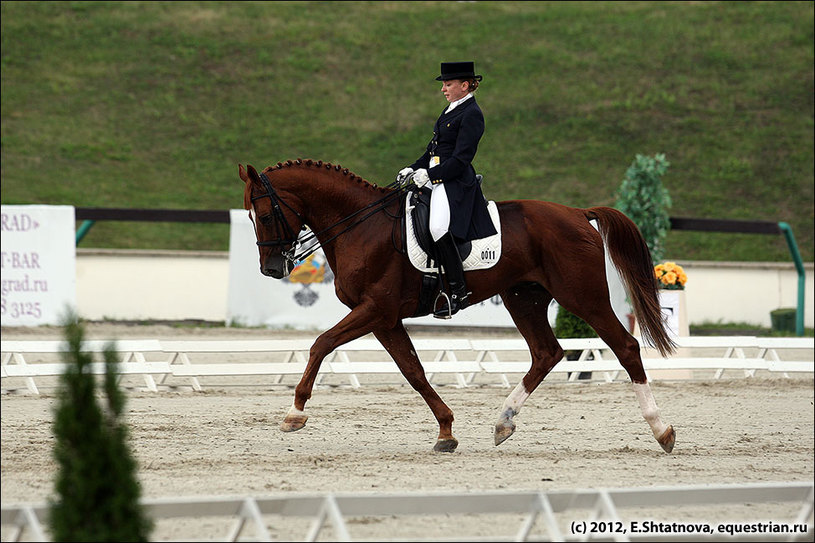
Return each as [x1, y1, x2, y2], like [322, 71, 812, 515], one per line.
[413, 168, 430, 188]
[396, 167, 414, 185]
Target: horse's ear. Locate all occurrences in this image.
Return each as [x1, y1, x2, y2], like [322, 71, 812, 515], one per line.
[246, 164, 260, 183]
[238, 164, 249, 183]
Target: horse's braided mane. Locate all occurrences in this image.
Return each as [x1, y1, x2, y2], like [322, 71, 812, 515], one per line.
[267, 158, 386, 191]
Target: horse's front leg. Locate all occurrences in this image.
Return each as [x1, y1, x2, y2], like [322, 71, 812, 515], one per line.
[281, 303, 378, 432]
[374, 323, 458, 452]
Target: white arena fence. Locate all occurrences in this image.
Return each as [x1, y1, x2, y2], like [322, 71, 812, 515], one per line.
[1, 336, 813, 395]
[2, 482, 812, 542]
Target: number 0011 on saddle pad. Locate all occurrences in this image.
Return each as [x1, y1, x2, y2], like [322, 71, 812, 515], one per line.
[405, 198, 502, 273]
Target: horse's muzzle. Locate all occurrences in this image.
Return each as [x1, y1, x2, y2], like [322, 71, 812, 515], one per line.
[262, 255, 294, 279]
[261, 267, 285, 279]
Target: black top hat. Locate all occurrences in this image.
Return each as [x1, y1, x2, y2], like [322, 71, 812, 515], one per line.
[436, 61, 483, 81]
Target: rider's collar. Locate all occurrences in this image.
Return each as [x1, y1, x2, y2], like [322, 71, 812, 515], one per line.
[445, 93, 473, 114]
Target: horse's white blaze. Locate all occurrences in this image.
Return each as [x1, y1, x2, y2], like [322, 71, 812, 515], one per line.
[632, 382, 669, 438]
[248, 207, 260, 239]
[500, 381, 530, 419]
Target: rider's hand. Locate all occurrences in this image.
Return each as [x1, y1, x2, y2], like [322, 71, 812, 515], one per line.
[396, 167, 414, 185]
[413, 169, 430, 188]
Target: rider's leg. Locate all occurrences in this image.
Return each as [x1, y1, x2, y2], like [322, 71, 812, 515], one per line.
[428, 182, 451, 243]
[429, 183, 468, 318]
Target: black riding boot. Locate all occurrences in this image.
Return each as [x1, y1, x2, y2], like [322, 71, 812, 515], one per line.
[433, 233, 469, 319]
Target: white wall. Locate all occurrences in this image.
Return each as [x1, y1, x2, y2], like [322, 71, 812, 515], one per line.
[684, 261, 813, 328]
[74, 249, 814, 329]
[76, 249, 230, 322]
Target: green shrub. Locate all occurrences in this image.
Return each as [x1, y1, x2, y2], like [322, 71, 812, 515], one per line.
[49, 310, 152, 542]
[554, 306, 597, 381]
[554, 307, 597, 340]
[615, 153, 672, 263]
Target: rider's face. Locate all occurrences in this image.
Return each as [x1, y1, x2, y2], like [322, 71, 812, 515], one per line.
[441, 79, 469, 103]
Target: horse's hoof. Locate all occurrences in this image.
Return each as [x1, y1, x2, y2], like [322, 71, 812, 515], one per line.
[494, 420, 516, 446]
[657, 425, 675, 453]
[433, 438, 458, 453]
[280, 415, 308, 432]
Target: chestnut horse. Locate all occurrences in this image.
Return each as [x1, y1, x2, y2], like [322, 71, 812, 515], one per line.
[239, 159, 677, 454]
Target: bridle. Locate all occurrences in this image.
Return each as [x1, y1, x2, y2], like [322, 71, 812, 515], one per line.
[249, 169, 409, 268]
[250, 171, 305, 270]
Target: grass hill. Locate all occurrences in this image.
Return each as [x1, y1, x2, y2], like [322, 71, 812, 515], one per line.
[2, 1, 812, 262]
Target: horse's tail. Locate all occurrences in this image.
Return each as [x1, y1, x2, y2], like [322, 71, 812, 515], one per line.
[586, 206, 676, 357]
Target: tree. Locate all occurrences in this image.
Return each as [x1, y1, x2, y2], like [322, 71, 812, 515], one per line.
[615, 153, 672, 263]
[49, 310, 152, 542]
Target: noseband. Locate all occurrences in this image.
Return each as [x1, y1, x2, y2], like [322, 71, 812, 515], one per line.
[250, 172, 304, 266]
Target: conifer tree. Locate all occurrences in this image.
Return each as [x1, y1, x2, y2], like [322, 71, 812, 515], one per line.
[615, 153, 672, 263]
[49, 310, 152, 542]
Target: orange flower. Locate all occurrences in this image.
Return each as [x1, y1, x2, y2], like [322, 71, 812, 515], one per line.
[654, 261, 687, 290]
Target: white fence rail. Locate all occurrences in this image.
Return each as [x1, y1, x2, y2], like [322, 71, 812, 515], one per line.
[2, 482, 812, 542]
[2, 337, 813, 395]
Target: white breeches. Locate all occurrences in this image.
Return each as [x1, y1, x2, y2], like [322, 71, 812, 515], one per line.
[429, 182, 451, 242]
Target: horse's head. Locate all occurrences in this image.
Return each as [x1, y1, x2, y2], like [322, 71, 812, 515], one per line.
[239, 164, 305, 279]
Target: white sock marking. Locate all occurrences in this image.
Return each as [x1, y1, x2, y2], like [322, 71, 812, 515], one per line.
[632, 382, 668, 438]
[286, 404, 306, 418]
[500, 381, 530, 419]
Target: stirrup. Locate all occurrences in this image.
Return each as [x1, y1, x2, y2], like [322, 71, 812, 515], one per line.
[432, 290, 469, 320]
[433, 291, 453, 320]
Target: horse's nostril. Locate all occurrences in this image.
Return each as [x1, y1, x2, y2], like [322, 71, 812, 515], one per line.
[261, 262, 286, 279]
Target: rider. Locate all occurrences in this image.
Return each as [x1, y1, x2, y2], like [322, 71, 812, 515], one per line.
[396, 61, 496, 319]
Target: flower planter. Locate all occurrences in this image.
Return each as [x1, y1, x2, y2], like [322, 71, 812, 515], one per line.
[630, 289, 691, 378]
[659, 289, 689, 339]
[630, 290, 689, 339]
[653, 289, 691, 379]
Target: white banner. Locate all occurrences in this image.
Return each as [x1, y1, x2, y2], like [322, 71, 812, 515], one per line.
[1, 205, 76, 326]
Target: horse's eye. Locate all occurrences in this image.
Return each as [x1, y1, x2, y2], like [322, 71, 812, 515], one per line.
[259, 214, 274, 226]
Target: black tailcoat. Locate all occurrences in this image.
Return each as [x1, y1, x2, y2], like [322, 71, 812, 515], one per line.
[410, 97, 497, 241]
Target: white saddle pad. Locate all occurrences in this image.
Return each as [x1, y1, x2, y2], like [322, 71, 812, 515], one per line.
[405, 199, 502, 273]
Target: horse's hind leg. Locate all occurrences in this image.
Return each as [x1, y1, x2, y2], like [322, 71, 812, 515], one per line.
[587, 313, 674, 452]
[632, 382, 675, 452]
[373, 323, 458, 452]
[494, 283, 564, 446]
[557, 283, 675, 453]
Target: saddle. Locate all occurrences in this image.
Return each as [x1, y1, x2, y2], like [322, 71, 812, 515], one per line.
[403, 176, 502, 317]
[408, 187, 472, 265]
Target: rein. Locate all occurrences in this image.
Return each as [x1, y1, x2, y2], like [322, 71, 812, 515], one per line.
[253, 171, 409, 266]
